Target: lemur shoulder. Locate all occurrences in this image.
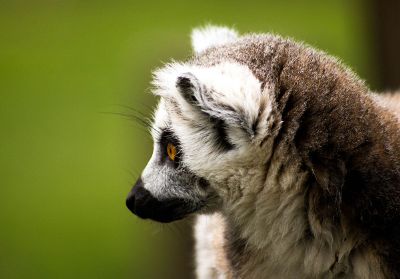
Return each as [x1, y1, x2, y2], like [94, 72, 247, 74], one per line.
[126, 26, 400, 278]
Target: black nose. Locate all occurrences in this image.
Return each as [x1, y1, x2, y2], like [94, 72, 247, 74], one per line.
[126, 178, 167, 219]
[125, 177, 200, 223]
[125, 178, 144, 215]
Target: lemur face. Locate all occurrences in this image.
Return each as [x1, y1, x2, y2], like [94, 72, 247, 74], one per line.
[126, 61, 275, 223]
[126, 103, 213, 222]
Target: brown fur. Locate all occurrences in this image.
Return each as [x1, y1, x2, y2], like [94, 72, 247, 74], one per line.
[193, 35, 400, 278]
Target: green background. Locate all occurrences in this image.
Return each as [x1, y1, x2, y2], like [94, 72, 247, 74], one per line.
[0, 1, 377, 278]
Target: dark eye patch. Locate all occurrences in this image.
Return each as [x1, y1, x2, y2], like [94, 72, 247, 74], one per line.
[158, 129, 182, 167]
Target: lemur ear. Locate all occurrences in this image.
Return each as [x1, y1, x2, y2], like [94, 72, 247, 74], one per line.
[154, 62, 267, 141]
[191, 25, 239, 54]
[175, 72, 233, 124]
[175, 70, 263, 139]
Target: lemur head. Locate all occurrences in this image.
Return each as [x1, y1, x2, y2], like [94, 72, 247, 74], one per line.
[126, 26, 278, 222]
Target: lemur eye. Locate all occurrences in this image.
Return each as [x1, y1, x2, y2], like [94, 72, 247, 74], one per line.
[167, 143, 177, 161]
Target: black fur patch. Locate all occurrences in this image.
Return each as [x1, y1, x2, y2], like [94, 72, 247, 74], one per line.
[211, 117, 234, 151]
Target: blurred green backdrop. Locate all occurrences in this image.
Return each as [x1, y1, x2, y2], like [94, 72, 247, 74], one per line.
[0, 0, 377, 278]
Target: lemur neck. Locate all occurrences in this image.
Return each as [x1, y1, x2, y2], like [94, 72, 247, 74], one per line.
[221, 153, 320, 277]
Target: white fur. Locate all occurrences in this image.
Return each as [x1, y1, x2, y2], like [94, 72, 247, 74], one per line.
[195, 214, 230, 279]
[191, 25, 239, 54]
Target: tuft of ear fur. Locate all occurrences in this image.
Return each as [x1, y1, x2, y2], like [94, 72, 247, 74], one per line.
[176, 73, 202, 105]
[191, 25, 239, 54]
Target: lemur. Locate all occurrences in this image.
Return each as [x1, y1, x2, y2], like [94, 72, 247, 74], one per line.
[126, 26, 400, 278]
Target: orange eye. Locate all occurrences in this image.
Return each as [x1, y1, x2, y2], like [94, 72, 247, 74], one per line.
[167, 143, 177, 161]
